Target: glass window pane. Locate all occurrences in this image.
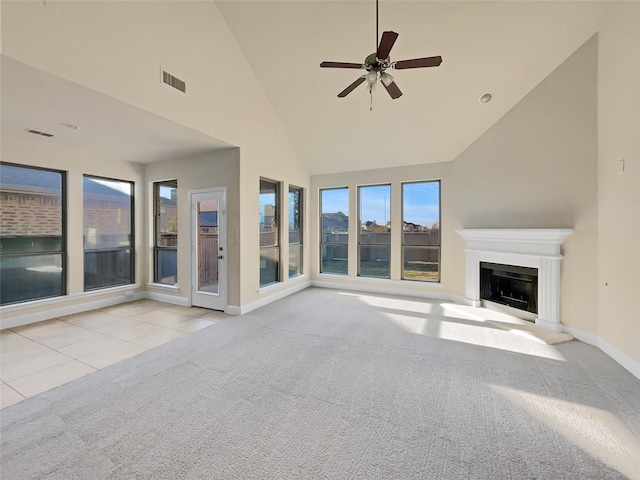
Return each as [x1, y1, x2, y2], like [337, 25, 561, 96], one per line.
[84, 249, 132, 290]
[289, 244, 302, 278]
[402, 181, 440, 246]
[359, 245, 390, 278]
[156, 182, 177, 247]
[1, 163, 65, 305]
[320, 188, 348, 275]
[0, 254, 63, 304]
[289, 186, 303, 278]
[321, 245, 348, 275]
[0, 164, 63, 254]
[83, 177, 132, 249]
[260, 180, 278, 248]
[156, 249, 177, 284]
[403, 246, 440, 282]
[359, 185, 390, 277]
[260, 247, 279, 286]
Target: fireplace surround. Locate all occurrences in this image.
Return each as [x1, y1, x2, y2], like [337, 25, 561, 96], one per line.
[456, 229, 573, 332]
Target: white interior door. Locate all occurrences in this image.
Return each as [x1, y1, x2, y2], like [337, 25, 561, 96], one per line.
[190, 188, 227, 311]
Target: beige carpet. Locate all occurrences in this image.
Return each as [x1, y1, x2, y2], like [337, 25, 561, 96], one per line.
[2, 288, 638, 480]
[442, 303, 573, 344]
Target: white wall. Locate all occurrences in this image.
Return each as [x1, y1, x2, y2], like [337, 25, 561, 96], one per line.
[0, 133, 145, 328]
[311, 35, 599, 338]
[1, 0, 309, 313]
[596, 2, 640, 373]
[144, 149, 241, 307]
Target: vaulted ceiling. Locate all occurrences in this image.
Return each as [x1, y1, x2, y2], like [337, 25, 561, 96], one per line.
[1, 1, 610, 175]
[216, 1, 608, 174]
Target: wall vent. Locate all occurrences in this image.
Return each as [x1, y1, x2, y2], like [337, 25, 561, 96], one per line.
[25, 129, 54, 138]
[162, 70, 186, 93]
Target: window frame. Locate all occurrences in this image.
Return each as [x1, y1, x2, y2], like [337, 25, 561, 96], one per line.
[319, 187, 349, 276]
[259, 178, 280, 287]
[358, 183, 391, 279]
[83, 174, 135, 291]
[153, 180, 178, 285]
[0, 162, 67, 305]
[288, 185, 303, 278]
[401, 179, 441, 283]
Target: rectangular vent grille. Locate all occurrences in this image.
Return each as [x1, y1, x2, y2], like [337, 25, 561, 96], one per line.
[162, 70, 186, 93]
[25, 129, 54, 137]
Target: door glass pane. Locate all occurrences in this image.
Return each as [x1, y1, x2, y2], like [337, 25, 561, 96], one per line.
[197, 200, 219, 294]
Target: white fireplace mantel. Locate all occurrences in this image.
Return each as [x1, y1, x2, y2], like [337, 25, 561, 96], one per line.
[456, 229, 573, 332]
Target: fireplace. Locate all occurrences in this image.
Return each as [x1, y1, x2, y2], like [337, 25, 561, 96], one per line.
[456, 229, 573, 332]
[480, 262, 538, 315]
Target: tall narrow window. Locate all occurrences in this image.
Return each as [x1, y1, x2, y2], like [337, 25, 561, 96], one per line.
[358, 184, 391, 278]
[320, 187, 349, 275]
[402, 180, 440, 282]
[83, 175, 134, 290]
[0, 163, 66, 305]
[154, 180, 178, 284]
[259, 179, 279, 287]
[288, 186, 303, 278]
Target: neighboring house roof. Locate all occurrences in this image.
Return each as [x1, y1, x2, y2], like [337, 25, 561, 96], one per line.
[322, 212, 348, 229]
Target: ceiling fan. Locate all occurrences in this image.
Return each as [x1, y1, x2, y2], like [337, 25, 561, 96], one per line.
[320, 0, 442, 103]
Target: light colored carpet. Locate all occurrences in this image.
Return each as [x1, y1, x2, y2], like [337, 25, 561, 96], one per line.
[2, 287, 639, 479]
[442, 303, 574, 344]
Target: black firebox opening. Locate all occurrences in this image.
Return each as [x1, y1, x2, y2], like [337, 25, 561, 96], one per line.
[480, 262, 538, 314]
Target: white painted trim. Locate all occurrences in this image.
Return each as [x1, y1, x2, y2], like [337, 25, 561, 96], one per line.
[563, 325, 640, 380]
[146, 282, 180, 291]
[1, 291, 145, 330]
[226, 305, 241, 315]
[144, 291, 190, 306]
[0, 284, 142, 314]
[311, 277, 452, 301]
[238, 278, 311, 315]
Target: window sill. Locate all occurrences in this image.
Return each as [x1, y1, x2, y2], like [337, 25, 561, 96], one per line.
[146, 283, 180, 291]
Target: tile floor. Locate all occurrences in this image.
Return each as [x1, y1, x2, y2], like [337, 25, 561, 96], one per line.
[0, 299, 230, 409]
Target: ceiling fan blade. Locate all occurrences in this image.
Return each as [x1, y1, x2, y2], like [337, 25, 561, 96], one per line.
[377, 31, 399, 60]
[394, 56, 443, 70]
[383, 81, 402, 99]
[320, 61, 363, 69]
[337, 76, 366, 97]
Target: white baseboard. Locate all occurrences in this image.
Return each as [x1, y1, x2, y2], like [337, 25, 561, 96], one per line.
[311, 277, 452, 302]
[237, 278, 311, 315]
[144, 291, 190, 306]
[563, 325, 640, 380]
[1, 291, 145, 330]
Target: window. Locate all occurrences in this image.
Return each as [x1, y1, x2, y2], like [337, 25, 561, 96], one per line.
[288, 186, 303, 278]
[320, 187, 349, 275]
[259, 179, 279, 286]
[0, 163, 66, 305]
[83, 175, 134, 290]
[402, 180, 440, 282]
[154, 181, 178, 284]
[358, 184, 391, 278]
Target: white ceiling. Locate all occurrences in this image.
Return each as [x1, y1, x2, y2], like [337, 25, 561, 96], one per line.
[216, 0, 608, 174]
[0, 56, 232, 164]
[1, 1, 609, 174]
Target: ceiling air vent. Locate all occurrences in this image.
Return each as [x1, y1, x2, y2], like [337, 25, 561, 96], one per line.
[162, 69, 186, 93]
[25, 129, 54, 138]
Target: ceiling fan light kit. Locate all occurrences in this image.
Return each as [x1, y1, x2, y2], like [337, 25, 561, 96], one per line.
[320, 0, 443, 107]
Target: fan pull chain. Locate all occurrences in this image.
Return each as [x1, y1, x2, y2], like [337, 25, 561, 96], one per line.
[370, 89, 373, 111]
